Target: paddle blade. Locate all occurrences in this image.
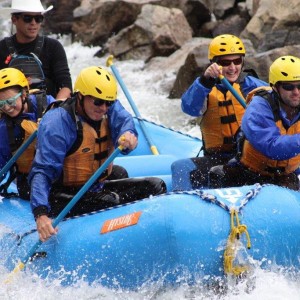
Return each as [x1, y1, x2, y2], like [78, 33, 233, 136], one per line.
[150, 145, 159, 155]
[4, 261, 25, 284]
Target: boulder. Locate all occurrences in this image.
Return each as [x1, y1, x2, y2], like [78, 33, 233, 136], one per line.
[43, 0, 81, 34]
[72, 0, 143, 46]
[105, 4, 192, 61]
[241, 0, 300, 51]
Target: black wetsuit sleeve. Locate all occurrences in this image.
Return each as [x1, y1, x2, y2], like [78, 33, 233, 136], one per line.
[41, 37, 72, 93]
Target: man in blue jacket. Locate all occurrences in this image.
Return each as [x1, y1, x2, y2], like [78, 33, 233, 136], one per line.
[171, 34, 267, 190]
[0, 67, 55, 198]
[29, 66, 166, 242]
[209, 55, 300, 190]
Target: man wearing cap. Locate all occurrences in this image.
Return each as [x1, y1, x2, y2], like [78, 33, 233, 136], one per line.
[0, 0, 72, 100]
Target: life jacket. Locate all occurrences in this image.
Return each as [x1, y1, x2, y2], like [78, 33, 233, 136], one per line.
[245, 86, 272, 104]
[200, 83, 245, 153]
[15, 119, 38, 174]
[5, 117, 38, 174]
[50, 98, 114, 187]
[240, 89, 300, 176]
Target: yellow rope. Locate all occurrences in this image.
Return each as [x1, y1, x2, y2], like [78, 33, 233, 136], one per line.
[224, 209, 251, 276]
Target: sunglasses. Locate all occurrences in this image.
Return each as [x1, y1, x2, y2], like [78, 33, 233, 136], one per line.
[280, 83, 300, 92]
[92, 98, 114, 107]
[17, 14, 44, 24]
[0, 92, 22, 109]
[217, 57, 243, 67]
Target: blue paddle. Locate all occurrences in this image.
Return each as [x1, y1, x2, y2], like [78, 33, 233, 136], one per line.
[5, 146, 122, 283]
[106, 55, 159, 155]
[219, 75, 247, 108]
[0, 130, 38, 180]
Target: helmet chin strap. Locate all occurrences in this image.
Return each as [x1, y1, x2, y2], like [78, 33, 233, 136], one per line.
[276, 89, 289, 108]
[76, 94, 103, 130]
[77, 93, 91, 121]
[13, 91, 28, 118]
[273, 83, 285, 104]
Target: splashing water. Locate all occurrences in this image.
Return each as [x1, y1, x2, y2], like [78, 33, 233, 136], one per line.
[0, 8, 299, 298]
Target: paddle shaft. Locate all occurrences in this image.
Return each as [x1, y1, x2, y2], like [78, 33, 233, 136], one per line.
[106, 55, 159, 155]
[219, 75, 246, 108]
[18, 146, 122, 267]
[0, 130, 37, 180]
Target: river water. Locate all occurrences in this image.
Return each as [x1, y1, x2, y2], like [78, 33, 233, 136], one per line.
[0, 14, 299, 300]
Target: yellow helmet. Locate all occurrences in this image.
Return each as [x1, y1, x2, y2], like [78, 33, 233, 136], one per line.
[269, 55, 300, 85]
[0, 67, 29, 90]
[74, 66, 117, 101]
[208, 34, 246, 60]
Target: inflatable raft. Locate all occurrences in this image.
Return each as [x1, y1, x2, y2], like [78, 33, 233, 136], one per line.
[115, 118, 202, 191]
[0, 119, 299, 289]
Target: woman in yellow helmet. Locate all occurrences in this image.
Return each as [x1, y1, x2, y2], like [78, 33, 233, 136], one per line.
[210, 55, 300, 190]
[28, 66, 166, 242]
[172, 34, 267, 190]
[0, 67, 55, 198]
